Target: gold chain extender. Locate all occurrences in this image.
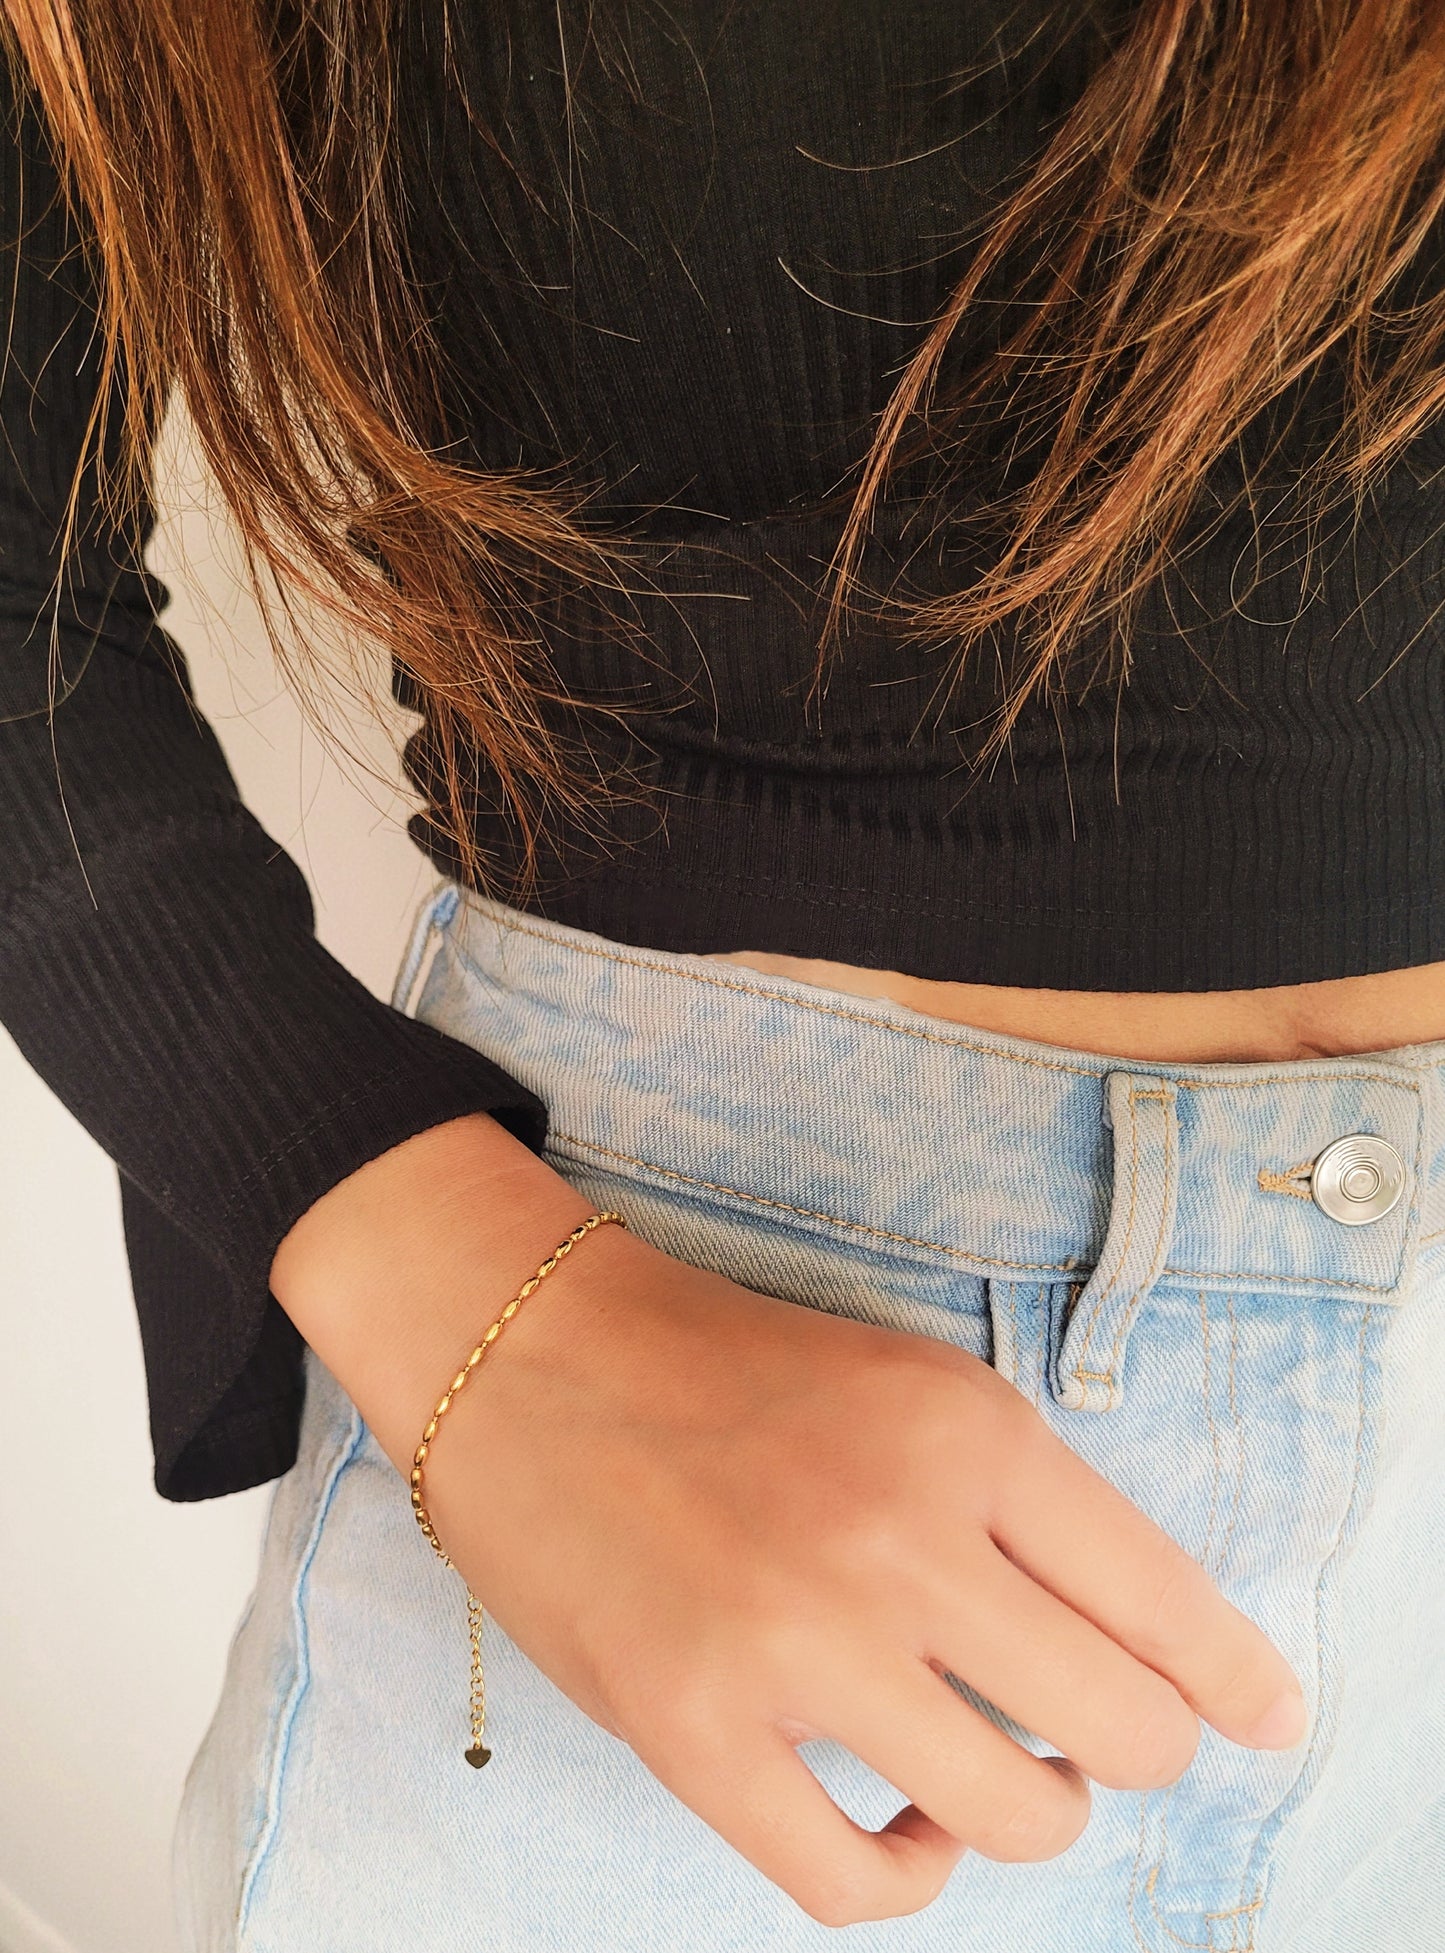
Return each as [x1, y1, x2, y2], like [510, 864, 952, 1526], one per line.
[410, 1211, 628, 1767]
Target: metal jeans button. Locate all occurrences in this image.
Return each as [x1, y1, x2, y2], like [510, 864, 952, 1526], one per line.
[1311, 1133, 1406, 1225]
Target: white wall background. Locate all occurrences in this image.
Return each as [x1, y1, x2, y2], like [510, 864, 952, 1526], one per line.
[0, 406, 438, 1953]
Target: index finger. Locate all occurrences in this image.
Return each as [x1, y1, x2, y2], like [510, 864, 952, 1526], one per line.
[988, 1418, 1308, 1751]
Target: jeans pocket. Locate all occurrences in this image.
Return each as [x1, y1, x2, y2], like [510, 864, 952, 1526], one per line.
[540, 1140, 996, 1364]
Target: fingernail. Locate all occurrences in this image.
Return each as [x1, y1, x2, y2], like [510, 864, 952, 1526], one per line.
[1250, 1687, 1309, 1750]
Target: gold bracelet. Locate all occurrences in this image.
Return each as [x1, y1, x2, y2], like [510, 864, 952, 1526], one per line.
[409, 1209, 628, 1767]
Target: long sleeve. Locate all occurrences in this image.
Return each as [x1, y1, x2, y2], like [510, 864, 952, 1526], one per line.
[0, 73, 547, 1501]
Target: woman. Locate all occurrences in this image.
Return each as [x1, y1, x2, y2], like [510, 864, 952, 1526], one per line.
[2, 1, 1442, 1946]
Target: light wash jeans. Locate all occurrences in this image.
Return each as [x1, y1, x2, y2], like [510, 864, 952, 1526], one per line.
[175, 883, 1445, 1951]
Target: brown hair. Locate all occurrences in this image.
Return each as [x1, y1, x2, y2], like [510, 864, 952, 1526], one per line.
[5, 0, 1445, 879]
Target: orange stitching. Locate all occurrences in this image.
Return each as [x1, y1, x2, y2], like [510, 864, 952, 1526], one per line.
[1144, 1853, 1264, 1949]
[1098, 1084, 1178, 1406]
[1181, 1072, 1419, 1096]
[546, 1129, 1085, 1275]
[1200, 1293, 1222, 1577]
[1257, 1160, 1315, 1201]
[1144, 1858, 1195, 1946]
[1144, 1806, 1180, 1942]
[1009, 1282, 1020, 1393]
[1217, 1294, 1245, 1580]
[465, 915, 1104, 1073]
[456, 906, 1428, 1100]
[1031, 1284, 1050, 1410]
[1146, 1805, 1265, 1950]
[1162, 1261, 1400, 1294]
[1069, 1083, 1147, 1383]
[1303, 1306, 1373, 1781]
[1126, 1792, 1154, 1953]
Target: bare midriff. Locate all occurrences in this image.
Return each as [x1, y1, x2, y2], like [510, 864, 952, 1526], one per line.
[701, 951, 1445, 1064]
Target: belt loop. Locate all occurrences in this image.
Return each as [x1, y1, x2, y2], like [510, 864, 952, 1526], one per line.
[1052, 1071, 1181, 1414]
[391, 878, 458, 1015]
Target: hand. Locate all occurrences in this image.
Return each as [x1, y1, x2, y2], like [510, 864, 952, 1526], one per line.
[271, 1115, 1308, 1929]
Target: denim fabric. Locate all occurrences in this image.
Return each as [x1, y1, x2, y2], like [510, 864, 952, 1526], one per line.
[174, 883, 1445, 1951]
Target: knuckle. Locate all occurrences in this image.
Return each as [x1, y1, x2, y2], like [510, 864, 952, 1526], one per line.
[748, 1607, 810, 1679]
[888, 1348, 1016, 1456]
[643, 1664, 734, 1756]
[984, 1387, 1051, 1477]
[954, 1354, 1032, 1436]
[1123, 1695, 1200, 1788]
[1139, 1550, 1199, 1653]
[979, 1772, 1089, 1864]
[793, 1863, 876, 1929]
[793, 1851, 946, 1929]
[1211, 1645, 1278, 1726]
[816, 1486, 912, 1580]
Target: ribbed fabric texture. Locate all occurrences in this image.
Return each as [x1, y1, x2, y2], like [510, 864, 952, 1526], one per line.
[392, 0, 1445, 985]
[4, 2, 1445, 1500]
[0, 85, 545, 1499]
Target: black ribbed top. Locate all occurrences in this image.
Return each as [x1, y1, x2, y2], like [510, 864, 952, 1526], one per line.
[4, 2, 1445, 1499]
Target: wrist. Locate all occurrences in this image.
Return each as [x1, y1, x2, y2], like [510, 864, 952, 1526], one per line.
[268, 1112, 606, 1472]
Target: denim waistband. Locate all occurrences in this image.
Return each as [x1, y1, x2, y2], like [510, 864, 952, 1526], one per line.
[397, 884, 1445, 1355]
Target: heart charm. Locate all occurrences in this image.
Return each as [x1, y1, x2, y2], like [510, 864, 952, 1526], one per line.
[465, 1744, 493, 1769]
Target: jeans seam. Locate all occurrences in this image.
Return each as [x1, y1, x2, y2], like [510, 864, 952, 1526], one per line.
[1138, 1291, 1262, 1952]
[235, 1403, 368, 1943]
[1231, 1304, 1379, 1946]
[449, 903, 1429, 1099]
[546, 1129, 1086, 1277]
[1067, 1085, 1144, 1383]
[1162, 1263, 1398, 1295]
[1286, 1302, 1377, 1767]
[1217, 1296, 1246, 1581]
[1132, 1328, 1374, 1953]
[1069, 1083, 1177, 1398]
[549, 1129, 1404, 1297]
[1099, 1086, 1178, 1404]
[1148, 1865, 1264, 1952]
[1256, 1161, 1316, 1202]
[1200, 1294, 1224, 1578]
